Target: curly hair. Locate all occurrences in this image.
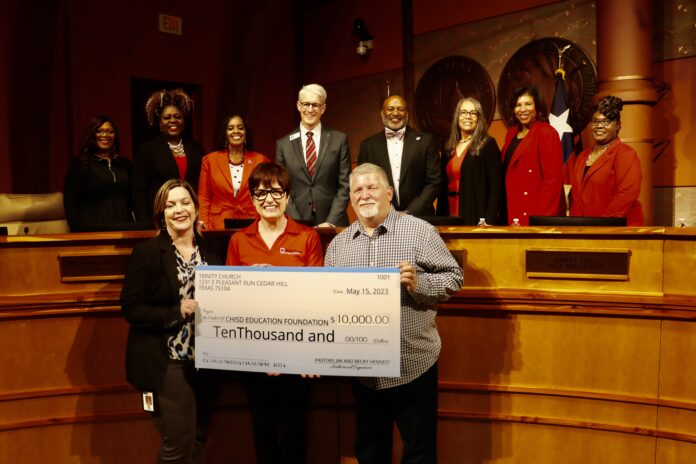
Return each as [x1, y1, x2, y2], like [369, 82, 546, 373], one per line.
[144, 88, 194, 126]
[597, 95, 623, 122]
[77, 115, 120, 168]
[446, 97, 490, 157]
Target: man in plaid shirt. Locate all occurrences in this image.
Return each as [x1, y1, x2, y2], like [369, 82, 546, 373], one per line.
[325, 163, 463, 464]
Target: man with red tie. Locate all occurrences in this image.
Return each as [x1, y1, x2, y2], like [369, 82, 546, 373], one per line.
[276, 84, 351, 227]
[357, 95, 442, 217]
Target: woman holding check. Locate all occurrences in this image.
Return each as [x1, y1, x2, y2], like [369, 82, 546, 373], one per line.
[226, 162, 323, 464]
[121, 179, 221, 463]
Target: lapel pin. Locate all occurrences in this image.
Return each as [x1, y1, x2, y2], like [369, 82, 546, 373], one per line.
[416, 136, 421, 141]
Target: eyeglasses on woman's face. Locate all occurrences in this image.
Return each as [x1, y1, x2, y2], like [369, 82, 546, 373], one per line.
[590, 118, 615, 128]
[252, 188, 286, 201]
[458, 110, 479, 119]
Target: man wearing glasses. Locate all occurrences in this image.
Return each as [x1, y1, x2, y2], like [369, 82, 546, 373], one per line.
[357, 95, 442, 217]
[276, 83, 351, 227]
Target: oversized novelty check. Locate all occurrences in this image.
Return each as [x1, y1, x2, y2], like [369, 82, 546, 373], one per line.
[194, 266, 401, 377]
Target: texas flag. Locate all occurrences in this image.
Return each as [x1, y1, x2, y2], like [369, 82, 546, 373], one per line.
[548, 76, 575, 164]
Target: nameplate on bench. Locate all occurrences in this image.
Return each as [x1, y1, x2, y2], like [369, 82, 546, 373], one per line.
[525, 248, 630, 281]
[58, 251, 132, 282]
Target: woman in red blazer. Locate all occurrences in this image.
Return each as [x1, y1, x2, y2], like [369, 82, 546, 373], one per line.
[566, 96, 643, 225]
[501, 86, 564, 225]
[198, 115, 270, 229]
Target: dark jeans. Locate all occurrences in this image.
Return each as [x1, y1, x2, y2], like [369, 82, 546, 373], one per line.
[353, 362, 439, 464]
[150, 361, 220, 464]
[242, 372, 310, 464]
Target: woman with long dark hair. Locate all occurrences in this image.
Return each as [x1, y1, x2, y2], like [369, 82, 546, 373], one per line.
[63, 115, 133, 231]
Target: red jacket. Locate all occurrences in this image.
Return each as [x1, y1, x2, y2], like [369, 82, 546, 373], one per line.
[566, 139, 643, 226]
[198, 150, 270, 229]
[501, 121, 564, 225]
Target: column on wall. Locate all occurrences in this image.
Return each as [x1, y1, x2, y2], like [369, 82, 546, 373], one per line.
[596, 0, 657, 224]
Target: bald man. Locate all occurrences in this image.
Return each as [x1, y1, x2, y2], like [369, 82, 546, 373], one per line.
[357, 95, 442, 216]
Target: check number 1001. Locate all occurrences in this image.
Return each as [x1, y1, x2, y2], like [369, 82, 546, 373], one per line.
[334, 314, 391, 326]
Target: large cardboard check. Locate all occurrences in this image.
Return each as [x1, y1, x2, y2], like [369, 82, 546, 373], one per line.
[195, 266, 400, 377]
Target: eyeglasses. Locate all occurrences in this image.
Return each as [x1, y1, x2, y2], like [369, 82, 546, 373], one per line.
[299, 102, 324, 110]
[96, 130, 115, 136]
[459, 110, 479, 118]
[252, 188, 286, 201]
[590, 119, 614, 127]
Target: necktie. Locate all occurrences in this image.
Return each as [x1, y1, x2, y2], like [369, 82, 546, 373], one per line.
[306, 131, 317, 176]
[386, 129, 404, 140]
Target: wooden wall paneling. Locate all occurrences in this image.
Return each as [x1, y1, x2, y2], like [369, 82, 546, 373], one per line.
[3, 228, 696, 462]
[438, 312, 661, 395]
[656, 438, 696, 463]
[0, 420, 158, 464]
[438, 421, 657, 464]
[663, 238, 696, 296]
[446, 234, 665, 295]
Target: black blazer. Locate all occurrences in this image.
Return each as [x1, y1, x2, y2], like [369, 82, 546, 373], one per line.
[436, 137, 502, 225]
[357, 127, 442, 216]
[132, 136, 204, 223]
[120, 232, 222, 391]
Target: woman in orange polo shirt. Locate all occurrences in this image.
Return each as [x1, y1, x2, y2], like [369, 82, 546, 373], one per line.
[226, 162, 323, 464]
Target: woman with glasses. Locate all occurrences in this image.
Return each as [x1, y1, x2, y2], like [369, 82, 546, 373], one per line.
[501, 86, 564, 225]
[133, 88, 204, 224]
[226, 162, 323, 464]
[566, 95, 643, 225]
[63, 115, 133, 231]
[437, 97, 502, 224]
[197, 115, 269, 229]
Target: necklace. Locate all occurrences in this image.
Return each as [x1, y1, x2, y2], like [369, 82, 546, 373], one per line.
[168, 139, 186, 157]
[586, 143, 611, 166]
[458, 136, 472, 144]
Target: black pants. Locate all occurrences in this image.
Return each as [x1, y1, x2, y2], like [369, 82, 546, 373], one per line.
[150, 361, 220, 464]
[242, 372, 310, 464]
[353, 363, 439, 464]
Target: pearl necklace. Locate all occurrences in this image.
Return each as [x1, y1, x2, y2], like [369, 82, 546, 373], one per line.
[168, 139, 186, 157]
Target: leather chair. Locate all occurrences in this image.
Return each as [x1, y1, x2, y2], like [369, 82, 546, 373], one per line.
[0, 192, 69, 234]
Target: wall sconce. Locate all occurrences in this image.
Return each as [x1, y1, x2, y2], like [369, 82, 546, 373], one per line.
[353, 18, 374, 56]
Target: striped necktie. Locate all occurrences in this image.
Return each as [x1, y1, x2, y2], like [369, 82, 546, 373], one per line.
[306, 131, 317, 177]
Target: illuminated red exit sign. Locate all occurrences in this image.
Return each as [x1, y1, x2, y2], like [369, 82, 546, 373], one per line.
[159, 14, 183, 36]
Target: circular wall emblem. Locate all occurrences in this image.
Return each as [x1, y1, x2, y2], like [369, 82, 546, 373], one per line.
[415, 56, 495, 144]
[497, 38, 597, 131]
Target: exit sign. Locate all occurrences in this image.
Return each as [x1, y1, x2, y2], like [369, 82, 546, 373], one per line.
[159, 14, 183, 36]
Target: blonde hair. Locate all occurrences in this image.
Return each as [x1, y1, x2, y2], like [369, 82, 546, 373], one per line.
[298, 84, 327, 104]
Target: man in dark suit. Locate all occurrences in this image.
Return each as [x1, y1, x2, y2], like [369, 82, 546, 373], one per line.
[276, 83, 351, 227]
[357, 95, 442, 216]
